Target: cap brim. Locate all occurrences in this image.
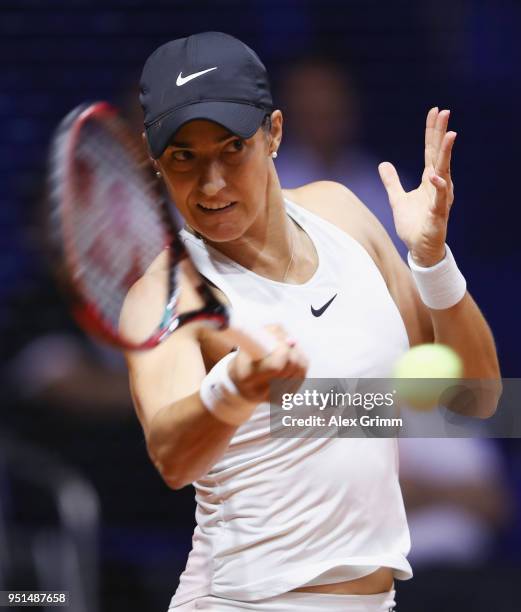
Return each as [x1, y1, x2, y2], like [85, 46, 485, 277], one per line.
[145, 102, 267, 159]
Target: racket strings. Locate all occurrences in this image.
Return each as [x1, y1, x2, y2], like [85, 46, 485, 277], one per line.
[66, 118, 170, 330]
[47, 103, 229, 348]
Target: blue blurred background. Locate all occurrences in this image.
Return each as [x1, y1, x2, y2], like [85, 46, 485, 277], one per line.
[1, 1, 520, 610]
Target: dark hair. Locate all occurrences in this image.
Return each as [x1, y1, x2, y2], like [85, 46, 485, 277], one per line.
[262, 113, 272, 134]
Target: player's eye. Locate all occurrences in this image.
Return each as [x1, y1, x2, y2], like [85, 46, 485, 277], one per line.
[171, 150, 194, 162]
[224, 139, 245, 153]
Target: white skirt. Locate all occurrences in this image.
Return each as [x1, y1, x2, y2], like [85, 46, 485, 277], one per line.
[171, 589, 397, 611]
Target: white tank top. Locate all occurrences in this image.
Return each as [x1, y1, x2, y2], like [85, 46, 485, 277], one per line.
[169, 198, 412, 608]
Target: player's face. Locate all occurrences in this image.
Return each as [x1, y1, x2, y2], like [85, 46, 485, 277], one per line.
[156, 119, 273, 242]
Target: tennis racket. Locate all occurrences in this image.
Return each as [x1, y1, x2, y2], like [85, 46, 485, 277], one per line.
[45, 101, 274, 357]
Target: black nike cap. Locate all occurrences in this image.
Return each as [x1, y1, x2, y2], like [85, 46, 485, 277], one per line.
[139, 32, 273, 159]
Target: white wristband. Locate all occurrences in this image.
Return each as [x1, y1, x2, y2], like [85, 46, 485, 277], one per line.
[407, 243, 467, 310]
[200, 351, 258, 426]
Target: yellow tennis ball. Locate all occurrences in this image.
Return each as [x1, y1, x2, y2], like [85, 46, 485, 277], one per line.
[393, 343, 463, 410]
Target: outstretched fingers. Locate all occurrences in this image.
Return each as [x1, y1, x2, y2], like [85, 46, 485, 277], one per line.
[425, 107, 450, 169]
[435, 131, 457, 180]
[424, 107, 438, 168]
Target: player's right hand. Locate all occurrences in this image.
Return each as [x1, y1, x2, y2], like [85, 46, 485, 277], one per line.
[227, 324, 309, 403]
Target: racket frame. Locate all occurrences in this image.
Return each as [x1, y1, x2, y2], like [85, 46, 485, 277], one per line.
[47, 102, 229, 350]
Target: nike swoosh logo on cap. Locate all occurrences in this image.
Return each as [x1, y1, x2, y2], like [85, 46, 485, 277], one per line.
[311, 294, 337, 317]
[176, 67, 218, 86]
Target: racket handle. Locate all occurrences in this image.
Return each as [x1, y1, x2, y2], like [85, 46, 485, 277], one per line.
[226, 325, 279, 361]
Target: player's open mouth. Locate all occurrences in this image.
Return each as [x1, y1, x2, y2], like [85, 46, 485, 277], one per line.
[197, 202, 237, 214]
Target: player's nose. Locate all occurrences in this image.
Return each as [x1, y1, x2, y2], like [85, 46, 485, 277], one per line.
[199, 161, 226, 197]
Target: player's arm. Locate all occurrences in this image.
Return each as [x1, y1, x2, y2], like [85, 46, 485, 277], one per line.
[375, 107, 502, 417]
[324, 180, 500, 383]
[361, 186, 501, 381]
[120, 262, 308, 489]
[120, 265, 239, 489]
[376, 232, 502, 418]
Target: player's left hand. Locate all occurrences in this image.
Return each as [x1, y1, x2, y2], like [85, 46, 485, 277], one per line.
[378, 107, 457, 267]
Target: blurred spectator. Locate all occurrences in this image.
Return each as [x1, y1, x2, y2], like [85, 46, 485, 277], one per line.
[275, 55, 408, 259]
[396, 437, 517, 612]
[8, 331, 131, 418]
[0, 267, 193, 611]
[399, 437, 511, 566]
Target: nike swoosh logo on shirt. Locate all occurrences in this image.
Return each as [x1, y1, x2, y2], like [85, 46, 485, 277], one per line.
[176, 67, 218, 86]
[311, 293, 337, 317]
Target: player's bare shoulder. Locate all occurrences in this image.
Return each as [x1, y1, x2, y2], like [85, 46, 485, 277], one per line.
[119, 246, 236, 370]
[120, 248, 168, 345]
[119, 247, 203, 347]
[282, 181, 378, 262]
[119, 247, 210, 432]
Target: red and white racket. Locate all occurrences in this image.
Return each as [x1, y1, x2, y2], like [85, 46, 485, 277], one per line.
[46, 102, 273, 357]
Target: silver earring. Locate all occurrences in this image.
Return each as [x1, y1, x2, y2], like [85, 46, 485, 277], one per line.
[156, 171, 162, 178]
[271, 151, 278, 159]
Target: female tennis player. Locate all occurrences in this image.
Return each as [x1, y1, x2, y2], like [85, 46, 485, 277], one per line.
[122, 32, 501, 611]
